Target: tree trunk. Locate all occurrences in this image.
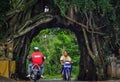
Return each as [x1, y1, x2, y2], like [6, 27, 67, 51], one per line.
[13, 34, 31, 79]
[74, 28, 97, 81]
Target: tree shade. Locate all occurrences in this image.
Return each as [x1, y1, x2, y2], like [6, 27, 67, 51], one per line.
[0, 0, 119, 80]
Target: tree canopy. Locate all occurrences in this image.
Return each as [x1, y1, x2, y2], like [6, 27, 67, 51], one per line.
[54, 0, 120, 56]
[0, 0, 120, 80]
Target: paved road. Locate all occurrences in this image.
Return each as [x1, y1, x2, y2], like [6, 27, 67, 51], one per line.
[0, 76, 76, 82]
[1, 79, 120, 82]
[16, 78, 77, 82]
[0, 76, 120, 82]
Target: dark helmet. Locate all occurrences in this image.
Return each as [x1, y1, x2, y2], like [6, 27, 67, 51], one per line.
[34, 47, 39, 51]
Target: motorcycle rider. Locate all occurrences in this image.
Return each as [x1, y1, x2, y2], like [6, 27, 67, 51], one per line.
[27, 47, 45, 78]
[60, 50, 73, 76]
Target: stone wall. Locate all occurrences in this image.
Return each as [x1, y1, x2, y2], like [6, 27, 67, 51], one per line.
[107, 55, 120, 78]
[116, 60, 120, 78]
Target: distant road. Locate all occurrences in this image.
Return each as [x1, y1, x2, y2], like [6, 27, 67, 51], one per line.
[0, 75, 76, 82]
[1, 76, 120, 82]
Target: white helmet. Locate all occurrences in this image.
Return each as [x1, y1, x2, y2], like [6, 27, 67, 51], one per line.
[34, 47, 39, 51]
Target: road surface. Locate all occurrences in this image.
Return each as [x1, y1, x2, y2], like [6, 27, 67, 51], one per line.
[0, 76, 120, 82]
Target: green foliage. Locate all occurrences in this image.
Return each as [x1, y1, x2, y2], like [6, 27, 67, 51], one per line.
[102, 38, 112, 56]
[97, 0, 116, 19]
[54, 0, 95, 13]
[53, 0, 116, 25]
[54, 0, 113, 14]
[28, 28, 80, 77]
[0, 0, 10, 39]
[10, 0, 38, 12]
[53, 0, 119, 58]
[10, 0, 21, 8]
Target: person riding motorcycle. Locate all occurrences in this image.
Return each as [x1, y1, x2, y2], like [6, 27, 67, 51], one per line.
[27, 47, 46, 78]
[60, 50, 73, 76]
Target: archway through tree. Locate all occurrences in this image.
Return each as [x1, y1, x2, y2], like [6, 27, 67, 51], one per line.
[0, 0, 120, 81]
[0, 0, 109, 81]
[27, 27, 80, 79]
[13, 19, 97, 80]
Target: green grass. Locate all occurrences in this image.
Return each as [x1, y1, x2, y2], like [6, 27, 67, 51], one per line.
[43, 66, 79, 79]
[44, 73, 78, 80]
[44, 74, 61, 79]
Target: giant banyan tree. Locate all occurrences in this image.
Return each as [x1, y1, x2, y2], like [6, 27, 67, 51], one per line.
[0, 0, 120, 81]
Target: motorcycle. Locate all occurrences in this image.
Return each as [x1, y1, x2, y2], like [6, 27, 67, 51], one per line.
[29, 64, 41, 82]
[63, 61, 72, 80]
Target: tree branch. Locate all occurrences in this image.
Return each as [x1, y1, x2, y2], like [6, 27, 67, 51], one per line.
[14, 15, 53, 38]
[56, 4, 105, 35]
[64, 14, 105, 35]
[18, 13, 51, 32]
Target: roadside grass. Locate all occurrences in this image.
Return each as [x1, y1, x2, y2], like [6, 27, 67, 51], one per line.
[44, 73, 77, 80]
[44, 74, 61, 79]
[43, 66, 79, 80]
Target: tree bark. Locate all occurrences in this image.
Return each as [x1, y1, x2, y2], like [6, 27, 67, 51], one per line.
[74, 28, 97, 81]
[2, 0, 100, 80]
